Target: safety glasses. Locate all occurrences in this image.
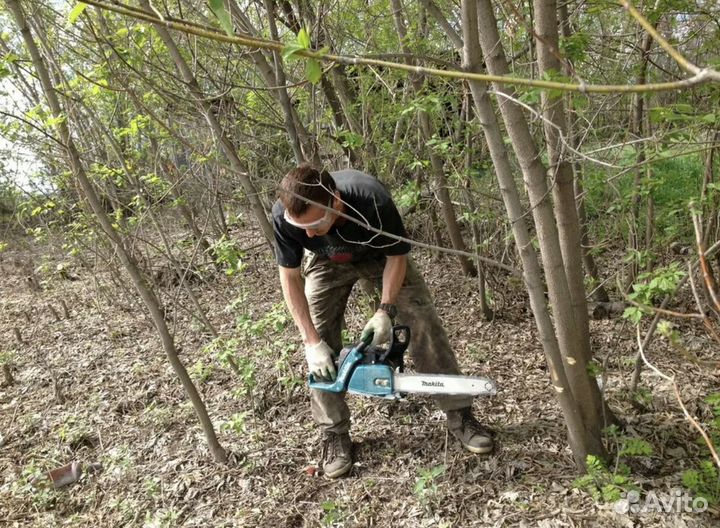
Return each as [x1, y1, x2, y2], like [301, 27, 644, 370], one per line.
[283, 199, 334, 229]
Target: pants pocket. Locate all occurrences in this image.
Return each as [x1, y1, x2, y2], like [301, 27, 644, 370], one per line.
[302, 251, 319, 277]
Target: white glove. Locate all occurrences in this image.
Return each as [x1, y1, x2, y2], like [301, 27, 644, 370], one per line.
[361, 311, 392, 347]
[305, 340, 337, 381]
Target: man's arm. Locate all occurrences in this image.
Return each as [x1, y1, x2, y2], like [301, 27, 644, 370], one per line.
[380, 254, 407, 305]
[361, 254, 407, 345]
[278, 265, 321, 346]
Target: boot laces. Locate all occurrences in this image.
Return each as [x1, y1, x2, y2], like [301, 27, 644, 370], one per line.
[461, 410, 494, 438]
[321, 433, 341, 463]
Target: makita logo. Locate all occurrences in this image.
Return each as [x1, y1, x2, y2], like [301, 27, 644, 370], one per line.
[421, 380, 444, 387]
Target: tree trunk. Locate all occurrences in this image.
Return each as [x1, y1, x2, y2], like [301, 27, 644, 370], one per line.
[475, 0, 613, 434]
[137, 0, 272, 244]
[532, 0, 612, 426]
[7, 0, 227, 463]
[230, 1, 318, 165]
[460, 0, 604, 469]
[702, 128, 720, 248]
[626, 26, 656, 290]
[261, 0, 305, 164]
[390, 0, 477, 277]
[558, 3, 610, 303]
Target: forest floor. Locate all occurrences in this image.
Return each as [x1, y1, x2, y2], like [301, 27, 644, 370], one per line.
[1, 222, 719, 528]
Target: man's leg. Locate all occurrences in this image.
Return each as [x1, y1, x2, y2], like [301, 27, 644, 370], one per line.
[304, 259, 358, 477]
[305, 259, 356, 433]
[378, 257, 495, 453]
[393, 258, 473, 411]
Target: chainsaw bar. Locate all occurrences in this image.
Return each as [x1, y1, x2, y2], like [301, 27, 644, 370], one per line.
[393, 373, 497, 397]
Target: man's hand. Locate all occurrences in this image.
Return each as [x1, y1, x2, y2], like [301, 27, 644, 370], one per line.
[361, 310, 392, 347]
[305, 340, 337, 381]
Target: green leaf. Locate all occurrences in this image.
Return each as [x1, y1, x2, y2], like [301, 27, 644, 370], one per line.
[282, 43, 305, 61]
[622, 306, 643, 325]
[297, 27, 311, 49]
[619, 438, 653, 457]
[306, 59, 322, 84]
[68, 2, 88, 26]
[208, 0, 233, 36]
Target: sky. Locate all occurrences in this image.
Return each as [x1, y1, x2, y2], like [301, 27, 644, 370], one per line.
[0, 78, 38, 192]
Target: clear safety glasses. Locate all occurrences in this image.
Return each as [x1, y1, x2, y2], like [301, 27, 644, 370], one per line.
[283, 199, 334, 229]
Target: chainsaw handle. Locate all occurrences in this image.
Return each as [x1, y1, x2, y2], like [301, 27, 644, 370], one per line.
[359, 332, 373, 349]
[308, 335, 370, 392]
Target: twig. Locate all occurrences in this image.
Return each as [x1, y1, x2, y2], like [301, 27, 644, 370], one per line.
[629, 273, 690, 392]
[619, 0, 718, 79]
[489, 89, 619, 168]
[635, 326, 720, 471]
[691, 208, 720, 312]
[624, 295, 704, 319]
[279, 187, 521, 276]
[686, 261, 720, 346]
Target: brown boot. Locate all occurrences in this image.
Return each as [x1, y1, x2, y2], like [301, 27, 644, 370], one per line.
[320, 432, 353, 478]
[446, 408, 495, 454]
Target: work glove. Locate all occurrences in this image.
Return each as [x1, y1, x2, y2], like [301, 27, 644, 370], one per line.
[361, 310, 392, 347]
[305, 340, 337, 381]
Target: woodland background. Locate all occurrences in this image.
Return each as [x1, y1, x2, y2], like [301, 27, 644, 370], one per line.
[0, 0, 719, 526]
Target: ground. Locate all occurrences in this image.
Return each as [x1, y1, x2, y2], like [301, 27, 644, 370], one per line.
[0, 225, 718, 527]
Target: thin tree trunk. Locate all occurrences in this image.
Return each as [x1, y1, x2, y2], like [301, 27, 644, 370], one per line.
[138, 0, 273, 244]
[532, 0, 611, 427]
[230, 1, 318, 165]
[420, 0, 464, 51]
[702, 128, 720, 248]
[475, 0, 613, 434]
[643, 111, 655, 273]
[462, 95, 493, 320]
[626, 27, 656, 290]
[261, 0, 305, 164]
[460, 0, 602, 468]
[558, 3, 610, 303]
[7, 0, 227, 463]
[313, 20, 360, 166]
[390, 0, 477, 276]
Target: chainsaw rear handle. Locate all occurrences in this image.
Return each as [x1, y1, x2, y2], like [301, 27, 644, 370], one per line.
[308, 327, 409, 392]
[307, 335, 371, 391]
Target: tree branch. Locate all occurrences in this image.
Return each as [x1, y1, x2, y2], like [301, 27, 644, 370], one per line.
[78, 0, 720, 94]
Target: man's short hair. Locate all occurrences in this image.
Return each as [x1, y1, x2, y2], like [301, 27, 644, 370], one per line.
[279, 164, 337, 217]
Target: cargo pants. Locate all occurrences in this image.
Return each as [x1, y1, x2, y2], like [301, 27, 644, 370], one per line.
[304, 254, 473, 434]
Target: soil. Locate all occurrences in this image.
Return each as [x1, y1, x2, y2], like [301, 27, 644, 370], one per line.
[1, 225, 718, 527]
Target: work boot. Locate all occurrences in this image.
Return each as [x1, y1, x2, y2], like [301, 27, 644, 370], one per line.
[320, 432, 353, 478]
[446, 407, 495, 454]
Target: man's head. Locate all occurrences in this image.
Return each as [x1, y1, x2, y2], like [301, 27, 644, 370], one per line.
[279, 164, 341, 237]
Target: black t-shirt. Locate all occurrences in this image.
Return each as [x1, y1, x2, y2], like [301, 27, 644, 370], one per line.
[272, 169, 412, 268]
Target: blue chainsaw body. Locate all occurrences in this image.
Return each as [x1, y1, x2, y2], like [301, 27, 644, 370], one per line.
[308, 326, 409, 398]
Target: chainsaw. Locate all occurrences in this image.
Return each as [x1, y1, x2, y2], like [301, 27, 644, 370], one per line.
[308, 326, 497, 398]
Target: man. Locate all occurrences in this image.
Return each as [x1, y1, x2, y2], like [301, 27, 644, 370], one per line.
[272, 164, 494, 478]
